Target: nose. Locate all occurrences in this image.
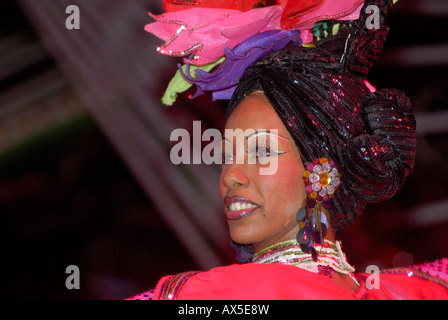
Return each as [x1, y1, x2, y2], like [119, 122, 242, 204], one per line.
[220, 163, 250, 190]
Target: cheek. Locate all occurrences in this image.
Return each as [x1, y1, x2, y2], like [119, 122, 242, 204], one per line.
[275, 157, 304, 188]
[260, 158, 305, 208]
[218, 172, 225, 197]
[284, 202, 298, 216]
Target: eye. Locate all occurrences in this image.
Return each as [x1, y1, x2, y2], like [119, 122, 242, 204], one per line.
[255, 146, 270, 158]
[247, 144, 283, 162]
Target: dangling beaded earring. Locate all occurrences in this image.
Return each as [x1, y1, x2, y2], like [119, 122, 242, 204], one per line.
[296, 158, 341, 261]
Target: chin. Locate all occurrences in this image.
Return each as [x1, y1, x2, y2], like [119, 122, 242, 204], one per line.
[228, 225, 261, 245]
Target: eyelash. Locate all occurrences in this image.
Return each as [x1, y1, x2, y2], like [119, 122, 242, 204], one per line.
[220, 144, 284, 164]
[247, 144, 283, 160]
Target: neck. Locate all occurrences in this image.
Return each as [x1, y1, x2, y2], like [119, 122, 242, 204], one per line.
[252, 224, 336, 254]
[253, 239, 356, 280]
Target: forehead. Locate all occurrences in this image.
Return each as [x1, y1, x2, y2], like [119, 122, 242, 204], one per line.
[225, 94, 288, 136]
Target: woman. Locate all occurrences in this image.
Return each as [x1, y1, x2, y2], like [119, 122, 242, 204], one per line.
[128, 0, 448, 299]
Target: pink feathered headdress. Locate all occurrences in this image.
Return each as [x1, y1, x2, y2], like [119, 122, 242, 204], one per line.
[146, 0, 363, 66]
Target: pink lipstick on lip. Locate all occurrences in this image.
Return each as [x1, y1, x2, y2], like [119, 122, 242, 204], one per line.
[224, 196, 259, 221]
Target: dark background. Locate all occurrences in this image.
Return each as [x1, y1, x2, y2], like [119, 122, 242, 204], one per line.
[1, 0, 447, 299]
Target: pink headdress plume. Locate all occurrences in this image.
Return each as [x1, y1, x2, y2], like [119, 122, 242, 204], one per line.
[145, 6, 283, 66]
[145, 0, 365, 105]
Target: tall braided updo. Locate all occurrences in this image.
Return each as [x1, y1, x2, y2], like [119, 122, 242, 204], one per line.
[228, 0, 417, 233]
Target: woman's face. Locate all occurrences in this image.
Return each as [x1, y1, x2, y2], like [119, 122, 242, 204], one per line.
[219, 93, 306, 252]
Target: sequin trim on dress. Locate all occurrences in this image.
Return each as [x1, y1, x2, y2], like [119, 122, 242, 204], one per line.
[157, 271, 202, 300]
[381, 258, 448, 291]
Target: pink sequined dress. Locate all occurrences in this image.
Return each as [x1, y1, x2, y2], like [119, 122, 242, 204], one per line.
[128, 241, 448, 300]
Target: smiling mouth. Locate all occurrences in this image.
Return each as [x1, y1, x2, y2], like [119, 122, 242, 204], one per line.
[224, 196, 259, 220]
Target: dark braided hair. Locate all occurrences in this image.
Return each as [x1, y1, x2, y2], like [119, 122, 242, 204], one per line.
[228, 0, 417, 233]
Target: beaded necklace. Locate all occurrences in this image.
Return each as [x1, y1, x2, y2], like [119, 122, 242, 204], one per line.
[252, 239, 358, 283]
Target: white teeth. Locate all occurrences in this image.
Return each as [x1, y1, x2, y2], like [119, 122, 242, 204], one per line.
[229, 202, 257, 211]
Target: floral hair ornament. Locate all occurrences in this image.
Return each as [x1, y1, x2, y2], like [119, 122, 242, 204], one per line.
[180, 29, 302, 101]
[146, 0, 364, 105]
[296, 157, 341, 261]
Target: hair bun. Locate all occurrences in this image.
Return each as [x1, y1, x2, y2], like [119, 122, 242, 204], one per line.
[344, 88, 417, 203]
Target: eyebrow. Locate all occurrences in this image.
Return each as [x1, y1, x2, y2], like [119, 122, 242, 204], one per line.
[223, 130, 290, 142]
[247, 130, 290, 141]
